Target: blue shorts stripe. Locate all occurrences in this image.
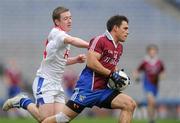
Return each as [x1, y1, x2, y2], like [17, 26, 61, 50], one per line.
[71, 88, 79, 101]
[37, 77, 44, 93]
[37, 97, 45, 106]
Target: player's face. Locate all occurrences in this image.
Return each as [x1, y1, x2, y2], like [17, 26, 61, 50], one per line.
[148, 48, 157, 58]
[116, 21, 129, 42]
[58, 11, 72, 32]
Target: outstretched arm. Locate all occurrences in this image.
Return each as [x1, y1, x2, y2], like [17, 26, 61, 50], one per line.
[64, 36, 89, 48]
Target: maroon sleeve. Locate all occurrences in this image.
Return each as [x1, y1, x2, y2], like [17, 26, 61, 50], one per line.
[137, 60, 145, 72]
[88, 36, 104, 54]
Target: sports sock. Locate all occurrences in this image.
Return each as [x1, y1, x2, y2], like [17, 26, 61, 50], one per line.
[20, 98, 33, 109]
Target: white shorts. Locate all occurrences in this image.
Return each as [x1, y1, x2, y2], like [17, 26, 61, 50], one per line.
[32, 76, 65, 106]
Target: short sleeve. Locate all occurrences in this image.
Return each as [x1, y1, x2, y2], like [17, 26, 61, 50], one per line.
[89, 36, 104, 54]
[137, 60, 145, 72]
[55, 31, 70, 47]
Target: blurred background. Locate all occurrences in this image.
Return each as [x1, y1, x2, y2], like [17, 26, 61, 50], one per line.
[0, 0, 180, 122]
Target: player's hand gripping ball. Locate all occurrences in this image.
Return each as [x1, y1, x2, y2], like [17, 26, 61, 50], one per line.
[108, 70, 130, 91]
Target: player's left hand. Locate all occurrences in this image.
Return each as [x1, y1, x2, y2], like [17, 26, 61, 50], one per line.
[77, 54, 86, 63]
[109, 71, 127, 86]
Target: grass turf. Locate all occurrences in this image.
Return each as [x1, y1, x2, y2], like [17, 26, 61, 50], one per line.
[0, 117, 179, 123]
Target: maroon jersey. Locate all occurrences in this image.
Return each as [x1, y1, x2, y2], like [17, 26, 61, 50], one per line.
[138, 56, 165, 85]
[88, 31, 123, 90]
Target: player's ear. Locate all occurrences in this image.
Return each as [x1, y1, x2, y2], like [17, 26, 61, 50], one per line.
[114, 25, 119, 32]
[55, 19, 60, 26]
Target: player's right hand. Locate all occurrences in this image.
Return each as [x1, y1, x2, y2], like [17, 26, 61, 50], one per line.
[77, 54, 86, 63]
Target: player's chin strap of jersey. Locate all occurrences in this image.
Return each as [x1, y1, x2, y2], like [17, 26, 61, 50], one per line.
[55, 112, 70, 123]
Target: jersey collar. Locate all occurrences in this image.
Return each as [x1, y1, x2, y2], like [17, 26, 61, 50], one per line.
[104, 30, 118, 48]
[144, 55, 159, 65]
[55, 26, 66, 32]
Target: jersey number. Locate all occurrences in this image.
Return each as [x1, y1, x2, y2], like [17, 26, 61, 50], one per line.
[64, 49, 70, 59]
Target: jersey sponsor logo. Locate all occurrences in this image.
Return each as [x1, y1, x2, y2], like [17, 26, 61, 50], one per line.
[79, 95, 86, 102]
[114, 51, 118, 59]
[103, 50, 119, 65]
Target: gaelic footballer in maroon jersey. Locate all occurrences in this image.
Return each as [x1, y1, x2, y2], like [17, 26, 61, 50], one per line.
[133, 44, 165, 123]
[88, 31, 123, 90]
[138, 57, 164, 86]
[135, 44, 165, 96]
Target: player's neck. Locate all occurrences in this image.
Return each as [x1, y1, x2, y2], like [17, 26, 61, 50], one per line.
[55, 26, 66, 32]
[110, 32, 119, 44]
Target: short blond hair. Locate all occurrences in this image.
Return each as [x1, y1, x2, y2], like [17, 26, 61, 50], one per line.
[146, 44, 158, 52]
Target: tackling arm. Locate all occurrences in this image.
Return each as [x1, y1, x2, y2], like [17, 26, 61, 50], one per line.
[66, 54, 86, 65]
[64, 36, 89, 48]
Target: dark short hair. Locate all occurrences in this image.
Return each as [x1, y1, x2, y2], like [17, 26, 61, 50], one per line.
[52, 6, 69, 25]
[106, 15, 128, 32]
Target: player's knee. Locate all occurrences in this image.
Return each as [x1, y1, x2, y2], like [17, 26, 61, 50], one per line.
[124, 99, 137, 112]
[38, 116, 45, 123]
[55, 112, 70, 123]
[38, 116, 50, 123]
[147, 97, 156, 106]
[41, 118, 47, 123]
[148, 99, 156, 107]
[38, 113, 50, 123]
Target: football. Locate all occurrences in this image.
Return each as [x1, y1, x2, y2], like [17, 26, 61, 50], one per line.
[107, 70, 130, 91]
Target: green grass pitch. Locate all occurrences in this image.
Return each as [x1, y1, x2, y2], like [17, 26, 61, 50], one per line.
[0, 117, 180, 123]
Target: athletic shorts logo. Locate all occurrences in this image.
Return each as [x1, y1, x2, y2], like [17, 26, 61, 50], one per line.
[73, 103, 79, 109]
[79, 95, 86, 102]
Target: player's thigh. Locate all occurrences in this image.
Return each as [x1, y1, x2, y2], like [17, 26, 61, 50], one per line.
[34, 92, 56, 119]
[63, 104, 79, 120]
[111, 93, 136, 110]
[54, 90, 66, 113]
[39, 103, 55, 120]
[54, 103, 65, 114]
